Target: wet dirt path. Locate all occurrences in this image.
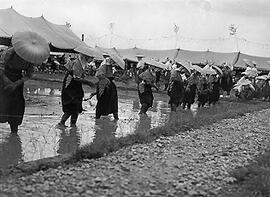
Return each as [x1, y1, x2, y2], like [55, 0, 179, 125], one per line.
[0, 80, 172, 168]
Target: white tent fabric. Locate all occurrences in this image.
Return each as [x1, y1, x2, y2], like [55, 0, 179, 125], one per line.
[235, 53, 270, 71]
[0, 7, 84, 50]
[175, 49, 239, 66]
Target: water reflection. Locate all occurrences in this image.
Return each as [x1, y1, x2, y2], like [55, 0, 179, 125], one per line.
[0, 86, 172, 168]
[26, 87, 61, 96]
[132, 100, 140, 111]
[0, 133, 23, 168]
[57, 127, 81, 154]
[91, 118, 117, 153]
[134, 115, 151, 134]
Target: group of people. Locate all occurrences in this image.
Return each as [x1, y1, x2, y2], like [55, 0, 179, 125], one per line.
[234, 59, 270, 100]
[2, 31, 270, 134]
[0, 33, 234, 134]
[134, 55, 234, 113]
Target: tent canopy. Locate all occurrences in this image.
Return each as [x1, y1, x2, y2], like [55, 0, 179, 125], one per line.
[175, 49, 239, 66]
[100, 47, 179, 63]
[95, 46, 270, 71]
[235, 53, 270, 71]
[0, 7, 85, 51]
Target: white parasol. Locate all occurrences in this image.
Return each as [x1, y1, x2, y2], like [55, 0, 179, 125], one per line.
[12, 31, 50, 64]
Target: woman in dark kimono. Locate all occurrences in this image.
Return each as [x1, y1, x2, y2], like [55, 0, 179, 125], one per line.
[167, 68, 184, 112]
[0, 47, 34, 133]
[220, 66, 233, 97]
[182, 71, 200, 110]
[137, 69, 158, 115]
[97, 57, 119, 120]
[208, 74, 221, 106]
[57, 53, 94, 128]
[89, 69, 118, 120]
[197, 76, 210, 107]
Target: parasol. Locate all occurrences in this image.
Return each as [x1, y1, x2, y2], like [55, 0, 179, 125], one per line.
[256, 75, 268, 80]
[212, 65, 223, 75]
[233, 77, 255, 91]
[202, 64, 217, 75]
[12, 31, 50, 64]
[144, 58, 165, 69]
[192, 65, 203, 73]
[181, 62, 192, 73]
[74, 45, 104, 60]
[243, 58, 252, 67]
[109, 53, 125, 69]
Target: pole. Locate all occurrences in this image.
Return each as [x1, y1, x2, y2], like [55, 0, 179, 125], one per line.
[109, 23, 114, 48]
[175, 32, 178, 49]
[81, 34, 84, 42]
[235, 36, 239, 51]
[173, 24, 179, 49]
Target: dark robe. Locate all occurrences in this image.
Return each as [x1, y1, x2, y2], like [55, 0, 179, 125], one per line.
[220, 70, 233, 94]
[95, 78, 118, 118]
[0, 49, 33, 126]
[61, 71, 84, 114]
[209, 80, 220, 105]
[198, 81, 209, 107]
[168, 80, 184, 106]
[138, 83, 154, 107]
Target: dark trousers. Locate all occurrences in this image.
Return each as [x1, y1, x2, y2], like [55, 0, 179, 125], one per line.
[139, 103, 151, 114]
[60, 112, 79, 126]
[170, 103, 177, 112]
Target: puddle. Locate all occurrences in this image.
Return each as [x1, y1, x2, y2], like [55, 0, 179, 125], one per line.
[0, 84, 174, 168]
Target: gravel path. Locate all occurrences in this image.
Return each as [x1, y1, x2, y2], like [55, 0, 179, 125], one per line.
[1, 109, 270, 197]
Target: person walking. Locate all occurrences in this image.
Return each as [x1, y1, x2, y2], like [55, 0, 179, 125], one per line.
[97, 56, 119, 120]
[88, 69, 116, 120]
[57, 46, 97, 128]
[138, 69, 158, 115]
[167, 68, 184, 112]
[0, 31, 50, 133]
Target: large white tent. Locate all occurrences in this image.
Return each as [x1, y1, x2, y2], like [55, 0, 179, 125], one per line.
[0, 7, 85, 51]
[96, 46, 270, 71]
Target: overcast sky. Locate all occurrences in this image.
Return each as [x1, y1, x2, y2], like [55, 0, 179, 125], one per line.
[1, 0, 270, 56]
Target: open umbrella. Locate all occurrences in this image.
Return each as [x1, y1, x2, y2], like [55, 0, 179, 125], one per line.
[144, 57, 165, 69]
[191, 65, 203, 73]
[12, 31, 50, 64]
[109, 53, 125, 69]
[202, 64, 217, 75]
[74, 45, 104, 60]
[181, 62, 192, 73]
[256, 75, 268, 80]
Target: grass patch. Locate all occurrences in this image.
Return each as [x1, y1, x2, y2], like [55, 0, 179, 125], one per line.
[72, 98, 270, 163]
[224, 151, 270, 197]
